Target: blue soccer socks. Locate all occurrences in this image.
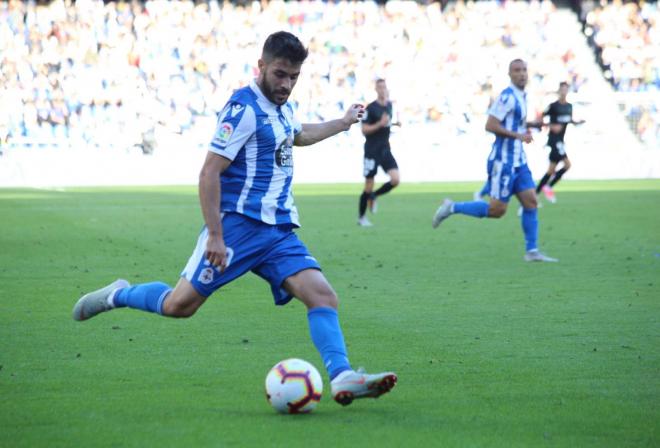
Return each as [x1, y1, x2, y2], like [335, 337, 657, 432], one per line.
[113, 282, 172, 315]
[453, 201, 489, 218]
[307, 307, 352, 380]
[521, 208, 539, 252]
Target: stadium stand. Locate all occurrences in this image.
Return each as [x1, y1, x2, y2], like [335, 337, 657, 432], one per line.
[580, 0, 659, 149]
[0, 0, 656, 186]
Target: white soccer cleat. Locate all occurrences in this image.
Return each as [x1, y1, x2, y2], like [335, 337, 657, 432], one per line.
[72, 279, 130, 321]
[524, 250, 558, 263]
[357, 216, 374, 227]
[331, 368, 398, 406]
[432, 199, 453, 228]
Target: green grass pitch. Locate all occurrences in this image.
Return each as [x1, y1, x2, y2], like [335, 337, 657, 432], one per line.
[1, 180, 658, 447]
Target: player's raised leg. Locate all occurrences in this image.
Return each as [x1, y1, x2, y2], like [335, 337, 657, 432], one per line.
[73, 277, 207, 321]
[433, 190, 503, 228]
[284, 268, 397, 406]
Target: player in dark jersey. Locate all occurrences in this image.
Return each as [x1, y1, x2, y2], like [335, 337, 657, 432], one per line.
[536, 82, 585, 203]
[357, 79, 400, 226]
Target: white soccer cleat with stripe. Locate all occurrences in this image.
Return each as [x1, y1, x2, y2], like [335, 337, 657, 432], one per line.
[524, 250, 558, 263]
[72, 279, 130, 321]
[331, 368, 398, 406]
[432, 199, 454, 228]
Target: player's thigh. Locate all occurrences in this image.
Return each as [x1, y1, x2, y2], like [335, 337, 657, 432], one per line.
[549, 143, 565, 165]
[546, 160, 558, 174]
[562, 156, 572, 169]
[363, 151, 378, 178]
[252, 230, 323, 306]
[512, 165, 536, 199]
[380, 150, 398, 174]
[284, 269, 338, 310]
[486, 160, 515, 203]
[180, 214, 265, 298]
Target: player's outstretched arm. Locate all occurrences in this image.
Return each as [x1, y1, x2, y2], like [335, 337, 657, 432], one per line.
[198, 152, 232, 272]
[294, 104, 365, 146]
[526, 119, 544, 129]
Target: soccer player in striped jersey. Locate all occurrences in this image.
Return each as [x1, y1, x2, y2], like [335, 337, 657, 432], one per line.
[432, 59, 557, 262]
[73, 31, 397, 406]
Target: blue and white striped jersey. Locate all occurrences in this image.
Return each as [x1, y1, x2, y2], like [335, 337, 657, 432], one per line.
[487, 85, 528, 167]
[209, 80, 303, 227]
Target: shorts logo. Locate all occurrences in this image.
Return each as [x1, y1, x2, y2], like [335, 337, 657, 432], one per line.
[363, 158, 376, 176]
[217, 122, 234, 146]
[557, 142, 566, 155]
[198, 267, 214, 285]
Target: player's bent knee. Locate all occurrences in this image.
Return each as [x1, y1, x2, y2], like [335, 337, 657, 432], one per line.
[309, 286, 338, 309]
[161, 291, 205, 318]
[163, 302, 200, 318]
[488, 206, 506, 218]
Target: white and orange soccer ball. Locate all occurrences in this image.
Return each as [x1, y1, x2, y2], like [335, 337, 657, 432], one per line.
[265, 358, 323, 414]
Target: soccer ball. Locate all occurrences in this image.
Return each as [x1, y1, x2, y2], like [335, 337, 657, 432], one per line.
[265, 358, 323, 414]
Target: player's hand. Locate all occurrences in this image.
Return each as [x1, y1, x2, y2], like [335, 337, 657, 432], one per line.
[519, 131, 533, 144]
[342, 104, 365, 128]
[205, 234, 229, 273]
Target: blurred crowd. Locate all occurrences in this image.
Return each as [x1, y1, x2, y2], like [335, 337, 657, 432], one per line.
[0, 0, 656, 151]
[583, 0, 659, 148]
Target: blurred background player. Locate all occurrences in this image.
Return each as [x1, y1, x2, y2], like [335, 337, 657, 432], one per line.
[432, 59, 558, 263]
[357, 79, 401, 227]
[72, 31, 397, 406]
[536, 82, 586, 203]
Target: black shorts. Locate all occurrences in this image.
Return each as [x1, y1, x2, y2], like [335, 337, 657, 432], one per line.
[548, 141, 568, 163]
[363, 146, 398, 178]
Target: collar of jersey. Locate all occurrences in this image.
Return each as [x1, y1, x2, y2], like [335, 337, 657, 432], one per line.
[509, 83, 527, 100]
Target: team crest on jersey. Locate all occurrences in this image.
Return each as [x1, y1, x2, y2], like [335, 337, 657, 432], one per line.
[198, 267, 214, 285]
[217, 122, 233, 146]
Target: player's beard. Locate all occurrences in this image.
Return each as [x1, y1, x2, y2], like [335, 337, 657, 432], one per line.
[261, 76, 290, 106]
